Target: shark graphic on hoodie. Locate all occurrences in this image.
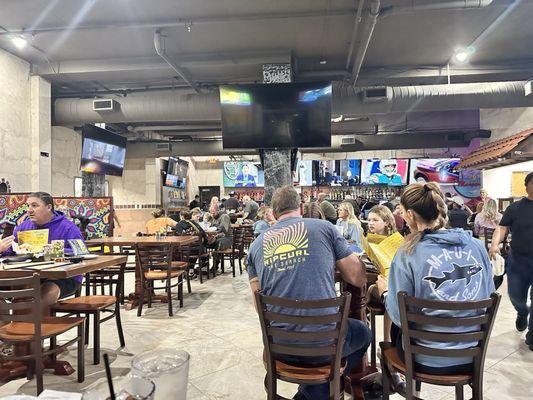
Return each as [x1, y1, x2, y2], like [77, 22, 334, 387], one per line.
[385, 228, 495, 369]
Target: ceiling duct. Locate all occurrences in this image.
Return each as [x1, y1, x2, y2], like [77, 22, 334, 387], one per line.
[54, 81, 533, 125]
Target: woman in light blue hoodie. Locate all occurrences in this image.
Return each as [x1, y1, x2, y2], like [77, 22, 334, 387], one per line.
[378, 182, 495, 375]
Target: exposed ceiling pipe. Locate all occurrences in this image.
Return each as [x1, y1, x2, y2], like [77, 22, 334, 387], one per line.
[54, 81, 533, 125]
[345, 0, 365, 69]
[350, 0, 380, 84]
[382, 0, 495, 15]
[154, 30, 201, 94]
[131, 124, 220, 132]
[124, 129, 489, 158]
[0, 9, 357, 36]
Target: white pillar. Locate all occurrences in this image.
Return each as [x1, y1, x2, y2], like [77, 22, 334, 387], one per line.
[30, 76, 52, 192]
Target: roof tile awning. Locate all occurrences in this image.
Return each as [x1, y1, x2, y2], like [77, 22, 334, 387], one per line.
[457, 128, 533, 169]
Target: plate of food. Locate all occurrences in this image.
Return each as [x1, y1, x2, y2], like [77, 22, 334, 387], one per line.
[3, 254, 33, 264]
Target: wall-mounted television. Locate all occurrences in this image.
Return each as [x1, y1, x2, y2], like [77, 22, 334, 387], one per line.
[361, 159, 409, 186]
[165, 157, 188, 189]
[295, 160, 314, 186]
[80, 125, 127, 176]
[408, 158, 461, 185]
[220, 82, 332, 149]
[223, 161, 264, 187]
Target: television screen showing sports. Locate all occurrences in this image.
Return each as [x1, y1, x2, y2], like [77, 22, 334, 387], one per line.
[408, 158, 461, 184]
[223, 161, 264, 187]
[361, 159, 409, 186]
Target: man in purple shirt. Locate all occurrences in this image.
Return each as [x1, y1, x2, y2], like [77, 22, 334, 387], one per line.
[0, 192, 84, 313]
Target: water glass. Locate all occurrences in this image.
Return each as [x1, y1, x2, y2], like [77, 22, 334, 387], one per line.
[131, 349, 190, 400]
[82, 376, 155, 400]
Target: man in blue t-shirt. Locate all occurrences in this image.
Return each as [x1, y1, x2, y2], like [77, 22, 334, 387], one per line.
[247, 186, 371, 400]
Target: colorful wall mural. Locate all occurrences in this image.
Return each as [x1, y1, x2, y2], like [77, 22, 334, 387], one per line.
[0, 194, 113, 239]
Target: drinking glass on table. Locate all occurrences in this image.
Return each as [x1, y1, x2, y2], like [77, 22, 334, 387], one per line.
[82, 376, 155, 400]
[131, 349, 190, 400]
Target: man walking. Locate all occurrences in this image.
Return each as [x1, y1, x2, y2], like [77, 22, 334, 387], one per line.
[247, 186, 371, 400]
[490, 172, 533, 350]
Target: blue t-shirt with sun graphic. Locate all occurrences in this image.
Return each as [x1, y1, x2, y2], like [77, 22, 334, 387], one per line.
[247, 216, 353, 334]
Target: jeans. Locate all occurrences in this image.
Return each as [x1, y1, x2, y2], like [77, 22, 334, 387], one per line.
[506, 250, 533, 331]
[280, 318, 372, 400]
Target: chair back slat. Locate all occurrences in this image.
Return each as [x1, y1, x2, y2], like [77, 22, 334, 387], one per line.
[270, 343, 337, 357]
[408, 329, 485, 343]
[255, 291, 351, 386]
[409, 345, 480, 358]
[263, 311, 341, 325]
[407, 313, 489, 327]
[261, 294, 345, 309]
[0, 288, 39, 299]
[267, 327, 339, 341]
[397, 291, 501, 385]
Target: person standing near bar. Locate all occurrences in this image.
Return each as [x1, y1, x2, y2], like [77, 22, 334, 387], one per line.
[490, 172, 533, 350]
[248, 186, 371, 400]
[317, 192, 337, 224]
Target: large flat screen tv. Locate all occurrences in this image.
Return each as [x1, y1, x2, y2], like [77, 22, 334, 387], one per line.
[361, 159, 409, 186]
[166, 157, 188, 189]
[220, 82, 332, 149]
[223, 161, 264, 187]
[408, 158, 461, 185]
[80, 125, 127, 176]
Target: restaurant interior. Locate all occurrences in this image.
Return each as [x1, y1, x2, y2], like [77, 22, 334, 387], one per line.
[0, 1, 532, 399]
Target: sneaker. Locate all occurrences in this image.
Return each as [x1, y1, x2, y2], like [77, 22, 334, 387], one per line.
[516, 314, 528, 332]
[526, 331, 533, 351]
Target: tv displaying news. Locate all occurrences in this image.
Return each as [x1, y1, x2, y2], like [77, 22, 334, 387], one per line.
[80, 125, 127, 176]
[408, 158, 461, 184]
[220, 82, 332, 149]
[361, 159, 409, 186]
[166, 157, 188, 189]
[340, 160, 361, 186]
[223, 161, 264, 187]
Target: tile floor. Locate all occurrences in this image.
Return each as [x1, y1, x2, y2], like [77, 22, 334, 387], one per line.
[0, 270, 531, 399]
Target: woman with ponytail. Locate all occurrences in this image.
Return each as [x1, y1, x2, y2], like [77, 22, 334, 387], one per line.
[377, 182, 495, 374]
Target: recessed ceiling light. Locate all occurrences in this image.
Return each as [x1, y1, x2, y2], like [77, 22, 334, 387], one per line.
[11, 35, 27, 49]
[319, 60, 327, 65]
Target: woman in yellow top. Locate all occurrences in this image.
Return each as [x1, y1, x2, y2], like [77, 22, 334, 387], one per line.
[145, 209, 177, 234]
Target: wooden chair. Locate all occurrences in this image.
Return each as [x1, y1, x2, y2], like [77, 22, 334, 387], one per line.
[179, 237, 212, 284]
[171, 243, 197, 294]
[135, 243, 185, 317]
[213, 228, 245, 277]
[0, 274, 85, 395]
[255, 291, 352, 400]
[51, 262, 126, 365]
[380, 291, 501, 400]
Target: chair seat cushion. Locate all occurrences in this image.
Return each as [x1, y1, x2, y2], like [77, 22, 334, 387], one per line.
[51, 295, 116, 312]
[0, 316, 85, 341]
[381, 345, 472, 385]
[145, 270, 184, 280]
[262, 353, 345, 382]
[170, 261, 189, 270]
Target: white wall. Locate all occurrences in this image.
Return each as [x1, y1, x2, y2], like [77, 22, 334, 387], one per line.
[51, 126, 82, 196]
[480, 108, 533, 143]
[0, 48, 51, 192]
[483, 160, 533, 199]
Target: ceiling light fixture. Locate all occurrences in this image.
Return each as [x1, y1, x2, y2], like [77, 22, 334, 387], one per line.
[319, 60, 327, 65]
[11, 35, 28, 49]
[453, 46, 475, 64]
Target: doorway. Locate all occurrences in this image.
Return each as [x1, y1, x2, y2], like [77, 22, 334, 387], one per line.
[199, 186, 220, 209]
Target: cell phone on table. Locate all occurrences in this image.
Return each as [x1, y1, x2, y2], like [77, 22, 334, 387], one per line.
[1, 224, 15, 239]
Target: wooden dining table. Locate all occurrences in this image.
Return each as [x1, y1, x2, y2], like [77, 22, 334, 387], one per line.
[0, 254, 128, 384]
[85, 236, 199, 309]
